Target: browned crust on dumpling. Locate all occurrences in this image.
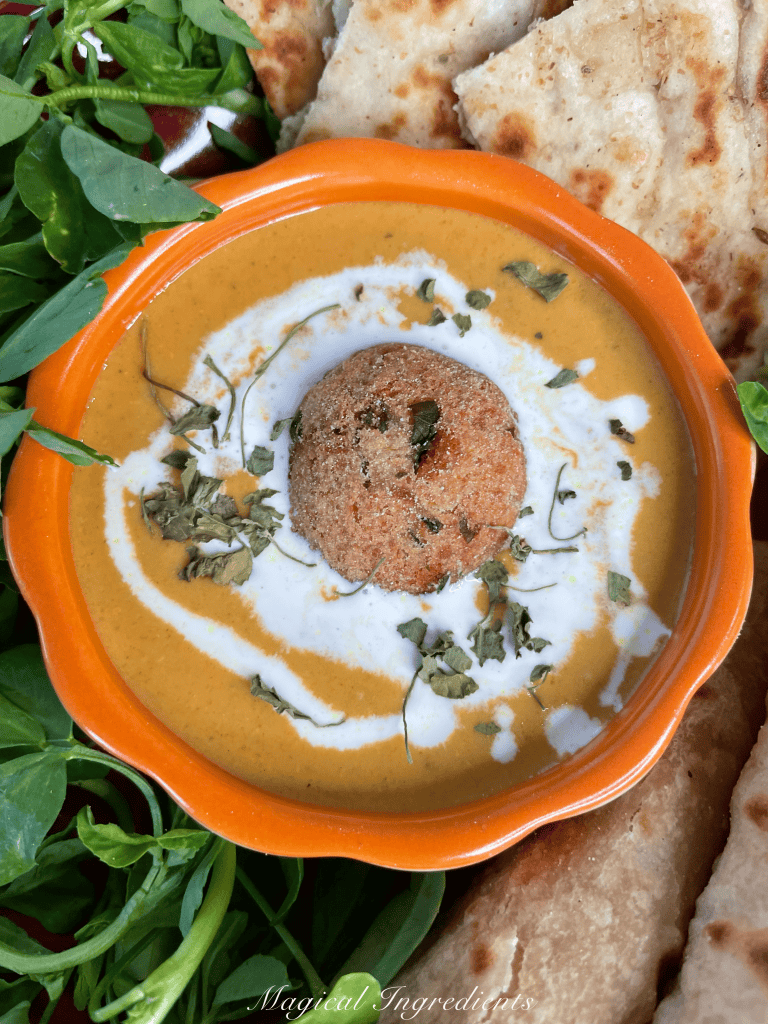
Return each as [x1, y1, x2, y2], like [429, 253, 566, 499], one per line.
[289, 343, 527, 593]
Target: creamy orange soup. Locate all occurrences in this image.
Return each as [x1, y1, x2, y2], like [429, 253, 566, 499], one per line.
[69, 202, 695, 812]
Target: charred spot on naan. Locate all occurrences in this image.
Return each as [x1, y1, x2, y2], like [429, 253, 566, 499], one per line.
[686, 58, 727, 168]
[568, 168, 614, 214]
[704, 921, 768, 994]
[491, 111, 537, 160]
[743, 793, 768, 832]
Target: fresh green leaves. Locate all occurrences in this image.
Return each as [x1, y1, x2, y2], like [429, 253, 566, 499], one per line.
[737, 380, 768, 454]
[60, 125, 221, 224]
[181, 0, 263, 49]
[503, 260, 569, 302]
[0, 75, 43, 148]
[0, 752, 67, 885]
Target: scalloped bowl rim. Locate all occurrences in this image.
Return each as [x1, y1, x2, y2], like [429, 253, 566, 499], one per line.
[3, 139, 755, 870]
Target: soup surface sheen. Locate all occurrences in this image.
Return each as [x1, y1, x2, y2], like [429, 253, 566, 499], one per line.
[69, 202, 695, 812]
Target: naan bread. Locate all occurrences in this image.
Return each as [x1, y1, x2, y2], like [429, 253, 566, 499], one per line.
[455, 0, 768, 380]
[278, 0, 574, 152]
[378, 545, 768, 1024]
[653, 699, 768, 1023]
[221, 0, 335, 119]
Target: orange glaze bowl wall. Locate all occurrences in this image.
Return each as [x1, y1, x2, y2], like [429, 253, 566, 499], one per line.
[3, 139, 755, 869]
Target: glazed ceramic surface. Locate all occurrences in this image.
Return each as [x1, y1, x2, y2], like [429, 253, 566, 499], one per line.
[3, 140, 754, 869]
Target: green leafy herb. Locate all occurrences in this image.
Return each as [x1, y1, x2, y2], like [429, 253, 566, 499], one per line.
[474, 721, 501, 735]
[180, 544, 252, 586]
[409, 399, 440, 469]
[271, 410, 303, 442]
[333, 556, 385, 597]
[170, 403, 220, 437]
[468, 620, 506, 666]
[240, 304, 340, 467]
[246, 445, 274, 476]
[452, 312, 472, 336]
[617, 460, 632, 480]
[545, 367, 579, 388]
[435, 573, 450, 593]
[503, 261, 569, 302]
[557, 488, 576, 504]
[25, 422, 117, 467]
[250, 675, 344, 728]
[607, 570, 632, 606]
[518, 506, 534, 517]
[548, 463, 587, 542]
[737, 380, 768, 454]
[426, 307, 446, 326]
[508, 534, 532, 562]
[415, 278, 435, 302]
[609, 418, 636, 443]
[465, 289, 491, 310]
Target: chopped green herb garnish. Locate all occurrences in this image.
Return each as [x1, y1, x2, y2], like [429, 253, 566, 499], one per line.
[609, 418, 636, 443]
[250, 675, 344, 727]
[474, 721, 502, 735]
[452, 312, 472, 336]
[465, 290, 491, 310]
[607, 570, 632, 606]
[617, 460, 632, 480]
[557, 488, 576, 504]
[545, 368, 579, 388]
[246, 445, 274, 476]
[270, 410, 303, 442]
[518, 506, 534, 518]
[410, 399, 440, 469]
[416, 278, 436, 302]
[427, 307, 447, 326]
[503, 261, 569, 302]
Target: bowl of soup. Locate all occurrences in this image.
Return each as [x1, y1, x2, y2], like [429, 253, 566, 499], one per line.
[3, 139, 754, 869]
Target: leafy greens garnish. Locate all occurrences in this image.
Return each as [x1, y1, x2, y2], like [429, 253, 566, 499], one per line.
[609, 418, 636, 443]
[416, 278, 436, 302]
[250, 675, 344, 727]
[465, 289, 491, 310]
[452, 312, 472, 336]
[737, 380, 768, 454]
[427, 307, 447, 326]
[617, 460, 633, 480]
[397, 617, 477, 762]
[607, 570, 632, 606]
[545, 368, 579, 388]
[474, 721, 502, 735]
[503, 261, 569, 302]
[246, 445, 274, 476]
[409, 399, 440, 469]
[548, 463, 587, 542]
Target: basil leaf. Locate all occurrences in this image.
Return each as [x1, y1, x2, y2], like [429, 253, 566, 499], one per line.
[737, 380, 768, 454]
[545, 368, 579, 388]
[13, 15, 55, 91]
[94, 98, 155, 145]
[213, 954, 291, 1006]
[209, 122, 259, 164]
[465, 289, 491, 310]
[0, 751, 67, 885]
[26, 422, 118, 467]
[503, 260, 569, 301]
[0, 408, 34, 457]
[181, 0, 262, 50]
[607, 570, 631, 605]
[0, 646, 73, 743]
[0, 231, 60, 279]
[61, 125, 221, 224]
[0, 17, 29, 80]
[334, 872, 445, 987]
[15, 119, 123, 274]
[0, 274, 48, 317]
[0, 241, 133, 382]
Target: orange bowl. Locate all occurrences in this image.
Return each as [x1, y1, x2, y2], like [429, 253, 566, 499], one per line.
[3, 139, 754, 869]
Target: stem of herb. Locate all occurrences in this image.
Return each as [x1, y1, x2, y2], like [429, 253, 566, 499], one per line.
[142, 371, 200, 409]
[235, 866, 327, 1001]
[71, 778, 135, 834]
[269, 538, 317, 567]
[92, 841, 237, 1024]
[333, 556, 385, 597]
[526, 685, 547, 710]
[45, 84, 262, 116]
[239, 304, 340, 467]
[204, 355, 236, 443]
[402, 669, 418, 765]
[141, 321, 174, 425]
[547, 463, 587, 542]
[530, 545, 579, 555]
[38, 970, 73, 1024]
[507, 582, 558, 592]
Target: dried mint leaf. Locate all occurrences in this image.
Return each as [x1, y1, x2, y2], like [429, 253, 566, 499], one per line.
[442, 644, 472, 674]
[435, 574, 450, 593]
[354, 284, 364, 300]
[246, 445, 274, 476]
[545, 368, 579, 389]
[506, 602, 533, 658]
[250, 675, 343, 726]
[503, 261, 569, 302]
[410, 399, 440, 468]
[161, 450, 194, 470]
[180, 545, 252, 586]
[475, 559, 508, 605]
[416, 278, 436, 302]
[452, 312, 472, 337]
[518, 506, 534, 518]
[209, 494, 238, 519]
[421, 517, 442, 533]
[459, 518, 478, 543]
[617, 460, 632, 480]
[608, 570, 632, 606]
[169, 404, 220, 435]
[428, 673, 478, 699]
[466, 290, 491, 310]
[609, 418, 636, 443]
[529, 663, 553, 683]
[527, 637, 551, 654]
[508, 534, 532, 562]
[427, 308, 447, 326]
[474, 721, 502, 735]
[469, 622, 506, 666]
[557, 489, 576, 504]
[397, 617, 428, 649]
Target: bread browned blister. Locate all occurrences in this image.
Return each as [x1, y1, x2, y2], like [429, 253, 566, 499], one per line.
[378, 543, 768, 1024]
